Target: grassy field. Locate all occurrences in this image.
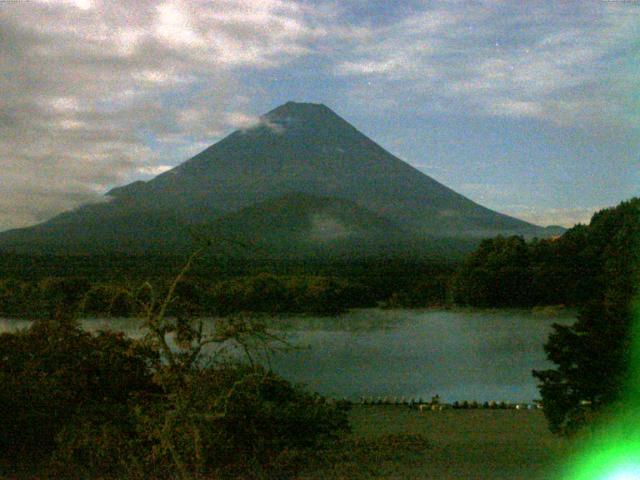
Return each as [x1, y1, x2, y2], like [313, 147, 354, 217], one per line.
[307, 405, 571, 480]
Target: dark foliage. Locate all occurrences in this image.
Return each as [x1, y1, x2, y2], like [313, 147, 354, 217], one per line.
[0, 258, 455, 318]
[452, 236, 532, 307]
[44, 363, 350, 479]
[206, 273, 372, 316]
[452, 218, 613, 308]
[0, 317, 156, 471]
[533, 198, 640, 434]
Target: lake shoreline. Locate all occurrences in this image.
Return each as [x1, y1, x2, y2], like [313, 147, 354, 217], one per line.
[1, 308, 575, 404]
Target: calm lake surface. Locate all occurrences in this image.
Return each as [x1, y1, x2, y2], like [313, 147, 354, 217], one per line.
[0, 308, 574, 403]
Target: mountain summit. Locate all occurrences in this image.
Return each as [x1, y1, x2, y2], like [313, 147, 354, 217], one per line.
[0, 101, 557, 255]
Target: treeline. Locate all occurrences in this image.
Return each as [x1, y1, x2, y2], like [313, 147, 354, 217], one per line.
[0, 275, 360, 318]
[452, 198, 640, 436]
[0, 253, 455, 282]
[452, 224, 599, 308]
[0, 260, 453, 318]
[533, 198, 640, 434]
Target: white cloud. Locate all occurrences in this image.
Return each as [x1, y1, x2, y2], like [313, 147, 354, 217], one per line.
[226, 112, 285, 133]
[35, 0, 93, 10]
[155, 1, 205, 49]
[137, 165, 174, 176]
[332, 2, 640, 129]
[308, 214, 351, 242]
[0, 0, 322, 231]
[336, 59, 403, 75]
[488, 100, 544, 118]
[49, 96, 83, 112]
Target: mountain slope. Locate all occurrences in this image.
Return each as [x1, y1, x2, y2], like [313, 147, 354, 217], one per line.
[112, 101, 543, 236]
[200, 192, 414, 259]
[0, 101, 557, 255]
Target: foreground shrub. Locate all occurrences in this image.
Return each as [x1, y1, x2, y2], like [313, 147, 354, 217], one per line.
[0, 249, 351, 479]
[132, 364, 349, 478]
[0, 317, 155, 469]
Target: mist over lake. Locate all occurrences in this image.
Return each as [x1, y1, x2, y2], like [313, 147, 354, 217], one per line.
[0, 308, 573, 403]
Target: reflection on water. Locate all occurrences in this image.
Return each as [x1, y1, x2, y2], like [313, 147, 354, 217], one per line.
[0, 308, 574, 403]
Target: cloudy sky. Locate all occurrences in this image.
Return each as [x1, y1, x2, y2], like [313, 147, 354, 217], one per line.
[1, 0, 638, 231]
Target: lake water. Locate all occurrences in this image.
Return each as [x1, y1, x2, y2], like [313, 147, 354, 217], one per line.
[0, 308, 574, 403]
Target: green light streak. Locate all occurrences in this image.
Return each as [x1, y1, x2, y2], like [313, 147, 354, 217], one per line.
[561, 302, 640, 480]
